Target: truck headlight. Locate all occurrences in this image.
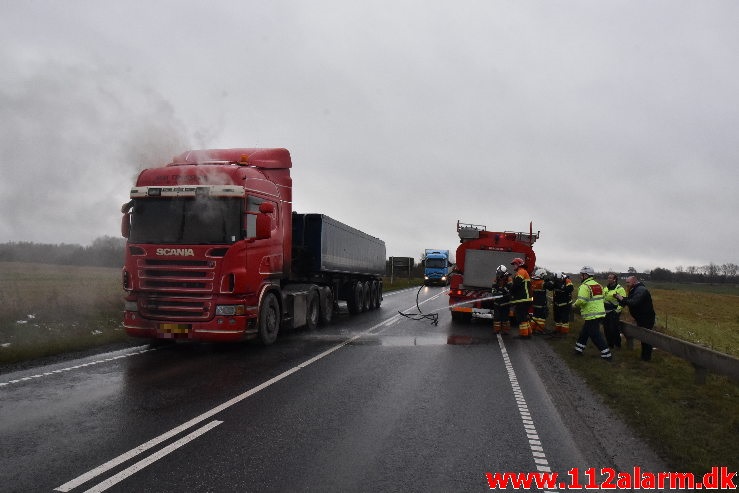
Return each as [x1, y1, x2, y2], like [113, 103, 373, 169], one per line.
[215, 305, 246, 316]
[124, 300, 138, 312]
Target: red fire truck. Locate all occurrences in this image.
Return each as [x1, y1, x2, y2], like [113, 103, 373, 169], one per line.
[448, 221, 539, 323]
[121, 148, 386, 344]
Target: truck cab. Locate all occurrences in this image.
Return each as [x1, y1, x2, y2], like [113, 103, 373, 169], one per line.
[423, 249, 452, 286]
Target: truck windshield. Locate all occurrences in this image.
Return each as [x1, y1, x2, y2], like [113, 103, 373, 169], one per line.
[129, 197, 242, 244]
[425, 258, 447, 269]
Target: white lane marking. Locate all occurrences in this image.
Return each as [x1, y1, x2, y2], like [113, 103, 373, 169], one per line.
[497, 334, 559, 493]
[56, 308, 418, 492]
[81, 421, 223, 493]
[0, 347, 155, 388]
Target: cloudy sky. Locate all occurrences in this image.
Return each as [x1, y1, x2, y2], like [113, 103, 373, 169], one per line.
[1, 1, 737, 273]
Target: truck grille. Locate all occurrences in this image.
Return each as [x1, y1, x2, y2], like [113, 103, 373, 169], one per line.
[138, 294, 213, 321]
[138, 259, 215, 292]
[137, 258, 216, 320]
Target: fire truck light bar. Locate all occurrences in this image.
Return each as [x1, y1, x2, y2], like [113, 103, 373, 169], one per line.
[130, 186, 245, 198]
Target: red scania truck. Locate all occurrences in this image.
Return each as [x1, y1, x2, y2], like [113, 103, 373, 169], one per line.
[448, 221, 539, 323]
[121, 148, 386, 344]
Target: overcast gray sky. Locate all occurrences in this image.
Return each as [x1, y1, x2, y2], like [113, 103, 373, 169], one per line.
[1, 1, 737, 273]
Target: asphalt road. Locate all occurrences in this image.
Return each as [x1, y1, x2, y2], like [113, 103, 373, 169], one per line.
[0, 286, 666, 492]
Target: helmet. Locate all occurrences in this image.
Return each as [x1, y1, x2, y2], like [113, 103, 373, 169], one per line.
[534, 268, 547, 278]
[553, 272, 562, 280]
[496, 265, 508, 276]
[580, 266, 595, 276]
[511, 258, 525, 268]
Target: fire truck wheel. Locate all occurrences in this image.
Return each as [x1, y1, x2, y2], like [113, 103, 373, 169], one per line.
[319, 289, 334, 325]
[258, 293, 280, 345]
[306, 290, 320, 331]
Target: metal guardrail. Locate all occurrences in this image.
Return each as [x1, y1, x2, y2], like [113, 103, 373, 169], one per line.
[620, 322, 739, 384]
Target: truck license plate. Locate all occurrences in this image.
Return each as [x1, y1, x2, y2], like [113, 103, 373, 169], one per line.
[160, 323, 190, 334]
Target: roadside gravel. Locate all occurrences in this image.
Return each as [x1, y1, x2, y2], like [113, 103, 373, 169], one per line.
[528, 336, 670, 487]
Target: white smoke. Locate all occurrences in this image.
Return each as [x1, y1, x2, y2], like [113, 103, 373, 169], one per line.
[0, 60, 194, 245]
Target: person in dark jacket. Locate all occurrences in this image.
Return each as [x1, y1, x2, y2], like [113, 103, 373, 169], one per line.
[615, 276, 656, 361]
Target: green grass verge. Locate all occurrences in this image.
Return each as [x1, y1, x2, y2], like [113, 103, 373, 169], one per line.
[547, 320, 738, 476]
[0, 262, 129, 365]
[382, 276, 427, 292]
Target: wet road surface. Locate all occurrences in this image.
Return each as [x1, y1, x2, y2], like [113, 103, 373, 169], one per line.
[0, 286, 653, 492]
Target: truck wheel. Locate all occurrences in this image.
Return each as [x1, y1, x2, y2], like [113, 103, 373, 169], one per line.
[258, 293, 280, 345]
[306, 290, 320, 331]
[319, 289, 334, 325]
[347, 281, 361, 314]
[369, 281, 378, 309]
[361, 282, 371, 312]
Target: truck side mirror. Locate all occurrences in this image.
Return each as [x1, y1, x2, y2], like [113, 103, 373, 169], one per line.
[255, 213, 272, 239]
[121, 213, 131, 239]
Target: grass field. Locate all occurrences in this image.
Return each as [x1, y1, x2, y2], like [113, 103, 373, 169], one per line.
[548, 278, 738, 475]
[0, 262, 128, 363]
[648, 282, 739, 357]
[1, 264, 737, 474]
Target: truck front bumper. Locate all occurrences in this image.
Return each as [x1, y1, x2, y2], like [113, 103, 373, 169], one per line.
[124, 310, 258, 342]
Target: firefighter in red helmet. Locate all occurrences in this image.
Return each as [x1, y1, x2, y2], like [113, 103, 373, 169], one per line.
[509, 257, 533, 338]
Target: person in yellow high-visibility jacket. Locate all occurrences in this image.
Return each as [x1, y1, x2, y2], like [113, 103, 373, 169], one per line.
[509, 258, 533, 338]
[603, 273, 627, 349]
[573, 266, 612, 361]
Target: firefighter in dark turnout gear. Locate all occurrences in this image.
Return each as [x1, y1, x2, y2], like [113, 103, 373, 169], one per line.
[530, 268, 548, 334]
[509, 258, 532, 338]
[492, 265, 512, 335]
[545, 272, 573, 334]
[573, 266, 612, 361]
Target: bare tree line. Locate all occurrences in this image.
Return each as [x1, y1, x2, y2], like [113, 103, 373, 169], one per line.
[647, 263, 739, 283]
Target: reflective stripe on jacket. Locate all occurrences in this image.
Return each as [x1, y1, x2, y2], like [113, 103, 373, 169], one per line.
[553, 277, 573, 306]
[509, 267, 532, 303]
[574, 277, 605, 320]
[603, 284, 626, 314]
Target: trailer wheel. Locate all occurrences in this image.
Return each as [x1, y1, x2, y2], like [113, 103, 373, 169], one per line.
[306, 290, 320, 331]
[369, 281, 378, 309]
[258, 293, 280, 345]
[361, 282, 371, 312]
[347, 281, 361, 314]
[319, 289, 334, 325]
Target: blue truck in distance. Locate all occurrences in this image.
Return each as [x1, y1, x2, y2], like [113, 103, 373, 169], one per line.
[423, 249, 452, 286]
